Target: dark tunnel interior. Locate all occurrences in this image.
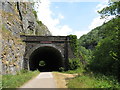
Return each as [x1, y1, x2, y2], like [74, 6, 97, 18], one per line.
[29, 46, 64, 72]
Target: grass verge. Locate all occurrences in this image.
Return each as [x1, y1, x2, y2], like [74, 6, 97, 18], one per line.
[2, 70, 40, 88]
[53, 72, 67, 88]
[62, 68, 84, 74]
[67, 73, 120, 88]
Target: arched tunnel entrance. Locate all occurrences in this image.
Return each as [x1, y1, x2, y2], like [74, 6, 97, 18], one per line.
[29, 46, 64, 72]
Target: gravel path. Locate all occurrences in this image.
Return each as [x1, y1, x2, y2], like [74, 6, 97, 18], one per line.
[20, 72, 56, 88]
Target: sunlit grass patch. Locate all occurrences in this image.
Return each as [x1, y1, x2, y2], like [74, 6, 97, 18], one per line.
[63, 68, 85, 74]
[2, 70, 39, 88]
[67, 73, 120, 88]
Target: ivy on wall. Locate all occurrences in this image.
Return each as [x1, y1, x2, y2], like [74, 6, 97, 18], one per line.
[68, 35, 78, 56]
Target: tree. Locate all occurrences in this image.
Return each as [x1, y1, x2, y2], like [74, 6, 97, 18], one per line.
[90, 1, 120, 81]
[98, 1, 120, 18]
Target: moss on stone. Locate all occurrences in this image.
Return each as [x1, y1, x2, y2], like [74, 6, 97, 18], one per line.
[1, 10, 22, 25]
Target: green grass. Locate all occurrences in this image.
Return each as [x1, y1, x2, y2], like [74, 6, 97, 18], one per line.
[63, 67, 120, 88]
[67, 73, 120, 88]
[63, 68, 85, 74]
[2, 70, 40, 88]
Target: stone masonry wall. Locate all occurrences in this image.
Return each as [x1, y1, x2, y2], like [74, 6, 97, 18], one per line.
[0, 2, 51, 74]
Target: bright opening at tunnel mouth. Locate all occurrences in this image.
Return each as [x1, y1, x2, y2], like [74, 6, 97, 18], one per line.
[39, 60, 46, 67]
[29, 46, 64, 72]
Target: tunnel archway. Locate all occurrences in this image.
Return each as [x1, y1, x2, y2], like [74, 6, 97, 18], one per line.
[29, 46, 64, 72]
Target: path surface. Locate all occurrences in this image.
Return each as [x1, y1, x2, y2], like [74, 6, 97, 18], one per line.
[20, 72, 56, 88]
[53, 72, 78, 88]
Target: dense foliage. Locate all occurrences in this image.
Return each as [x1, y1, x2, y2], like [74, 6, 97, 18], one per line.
[78, 29, 99, 49]
[98, 1, 120, 18]
[90, 2, 120, 81]
[65, 1, 120, 88]
[68, 58, 81, 70]
[78, 1, 120, 81]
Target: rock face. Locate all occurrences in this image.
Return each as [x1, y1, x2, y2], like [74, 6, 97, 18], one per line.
[1, 2, 51, 74]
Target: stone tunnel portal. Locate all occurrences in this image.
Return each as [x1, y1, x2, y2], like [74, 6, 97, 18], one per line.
[29, 46, 64, 72]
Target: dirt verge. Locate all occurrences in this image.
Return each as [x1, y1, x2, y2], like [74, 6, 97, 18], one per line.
[52, 72, 78, 88]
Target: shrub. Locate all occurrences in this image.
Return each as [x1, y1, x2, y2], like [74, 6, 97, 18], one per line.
[33, 10, 37, 19]
[89, 36, 120, 80]
[68, 58, 81, 70]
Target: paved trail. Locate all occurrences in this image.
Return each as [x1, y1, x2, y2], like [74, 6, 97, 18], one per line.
[20, 72, 56, 88]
